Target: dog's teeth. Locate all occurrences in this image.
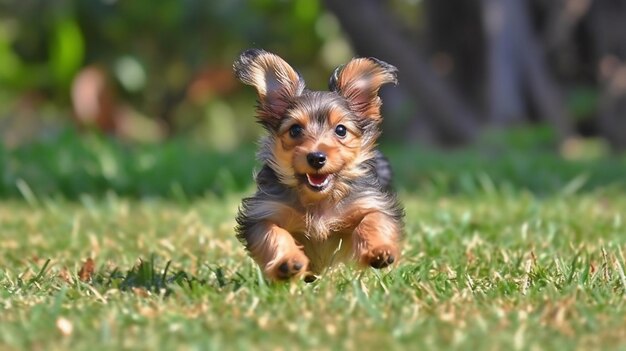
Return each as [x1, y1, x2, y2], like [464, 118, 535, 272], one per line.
[306, 174, 330, 188]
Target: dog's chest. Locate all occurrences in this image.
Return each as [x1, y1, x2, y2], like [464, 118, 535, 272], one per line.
[276, 197, 361, 241]
[303, 212, 341, 241]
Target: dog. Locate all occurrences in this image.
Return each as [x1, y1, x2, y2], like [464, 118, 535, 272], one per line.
[234, 49, 404, 281]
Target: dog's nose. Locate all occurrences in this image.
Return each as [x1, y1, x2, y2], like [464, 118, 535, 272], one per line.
[307, 152, 327, 169]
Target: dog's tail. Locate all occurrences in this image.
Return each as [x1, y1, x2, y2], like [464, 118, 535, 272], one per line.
[373, 150, 393, 190]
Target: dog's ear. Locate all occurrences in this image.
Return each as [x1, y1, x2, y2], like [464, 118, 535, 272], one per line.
[234, 49, 305, 128]
[329, 57, 397, 121]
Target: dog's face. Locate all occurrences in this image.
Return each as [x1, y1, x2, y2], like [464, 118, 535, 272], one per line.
[271, 93, 366, 200]
[234, 49, 397, 202]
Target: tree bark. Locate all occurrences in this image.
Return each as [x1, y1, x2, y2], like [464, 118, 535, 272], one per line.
[482, 0, 574, 140]
[424, 0, 486, 115]
[588, 0, 626, 150]
[482, 0, 526, 124]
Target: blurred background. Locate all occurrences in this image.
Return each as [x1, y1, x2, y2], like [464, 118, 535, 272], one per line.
[1, 0, 625, 198]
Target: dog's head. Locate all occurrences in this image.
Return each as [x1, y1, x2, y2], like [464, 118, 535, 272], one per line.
[234, 49, 397, 203]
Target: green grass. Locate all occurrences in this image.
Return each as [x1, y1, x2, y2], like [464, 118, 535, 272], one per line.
[2, 129, 626, 350]
[2, 128, 625, 199]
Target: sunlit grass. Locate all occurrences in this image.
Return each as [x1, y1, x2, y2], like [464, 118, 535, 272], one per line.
[2, 188, 626, 350]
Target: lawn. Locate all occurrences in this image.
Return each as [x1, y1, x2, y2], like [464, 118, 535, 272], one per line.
[2, 130, 626, 350]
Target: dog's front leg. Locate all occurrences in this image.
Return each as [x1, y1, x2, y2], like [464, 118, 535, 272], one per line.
[244, 222, 310, 280]
[352, 212, 401, 269]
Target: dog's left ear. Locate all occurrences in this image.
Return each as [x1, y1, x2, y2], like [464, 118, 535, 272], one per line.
[329, 58, 397, 121]
[234, 49, 305, 129]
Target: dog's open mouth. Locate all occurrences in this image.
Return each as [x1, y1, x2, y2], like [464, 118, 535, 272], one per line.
[304, 173, 333, 191]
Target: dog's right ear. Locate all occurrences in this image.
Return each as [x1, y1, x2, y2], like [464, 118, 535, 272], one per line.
[329, 57, 397, 122]
[234, 49, 305, 129]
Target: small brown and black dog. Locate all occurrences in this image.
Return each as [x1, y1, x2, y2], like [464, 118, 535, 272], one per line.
[234, 49, 404, 281]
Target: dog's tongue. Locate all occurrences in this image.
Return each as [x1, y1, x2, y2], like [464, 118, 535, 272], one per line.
[306, 174, 329, 187]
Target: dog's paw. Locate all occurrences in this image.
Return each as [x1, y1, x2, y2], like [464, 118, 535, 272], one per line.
[362, 244, 398, 269]
[267, 253, 310, 280]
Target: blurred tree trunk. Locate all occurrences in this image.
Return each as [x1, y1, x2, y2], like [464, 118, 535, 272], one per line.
[539, 0, 593, 82]
[588, 0, 626, 150]
[482, 0, 525, 125]
[325, 0, 576, 146]
[423, 0, 486, 117]
[482, 0, 574, 140]
[323, 0, 479, 146]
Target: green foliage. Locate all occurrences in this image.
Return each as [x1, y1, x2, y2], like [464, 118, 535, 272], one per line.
[2, 128, 624, 200]
[50, 18, 84, 88]
[1, 131, 256, 199]
[0, 3, 86, 93]
[567, 86, 600, 121]
[0, 0, 340, 124]
[0, 22, 24, 84]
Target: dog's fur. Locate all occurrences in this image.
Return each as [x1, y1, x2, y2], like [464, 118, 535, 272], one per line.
[234, 49, 404, 281]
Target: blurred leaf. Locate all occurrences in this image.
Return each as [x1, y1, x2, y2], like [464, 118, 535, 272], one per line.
[50, 18, 84, 86]
[567, 86, 599, 121]
[78, 258, 95, 282]
[114, 56, 146, 92]
[0, 23, 23, 84]
[294, 0, 319, 23]
[202, 100, 238, 152]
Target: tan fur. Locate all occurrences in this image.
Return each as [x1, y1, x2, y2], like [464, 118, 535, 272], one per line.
[235, 49, 403, 281]
[272, 106, 371, 205]
[352, 212, 401, 266]
[238, 53, 303, 99]
[242, 189, 401, 276]
[334, 58, 397, 120]
[246, 221, 310, 280]
[235, 50, 305, 128]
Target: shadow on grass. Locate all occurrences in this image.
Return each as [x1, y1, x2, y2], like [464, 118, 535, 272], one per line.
[7, 256, 260, 298]
[2, 128, 625, 200]
[106, 257, 193, 295]
[100, 256, 253, 295]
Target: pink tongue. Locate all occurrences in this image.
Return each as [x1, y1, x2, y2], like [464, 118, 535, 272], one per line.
[307, 174, 328, 186]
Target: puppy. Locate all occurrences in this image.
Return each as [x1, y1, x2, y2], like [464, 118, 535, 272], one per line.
[234, 49, 404, 281]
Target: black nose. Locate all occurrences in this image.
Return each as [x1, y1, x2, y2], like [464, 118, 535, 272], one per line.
[307, 152, 327, 169]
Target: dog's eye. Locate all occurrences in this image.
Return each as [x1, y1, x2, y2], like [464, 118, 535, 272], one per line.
[289, 124, 303, 138]
[334, 124, 347, 138]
